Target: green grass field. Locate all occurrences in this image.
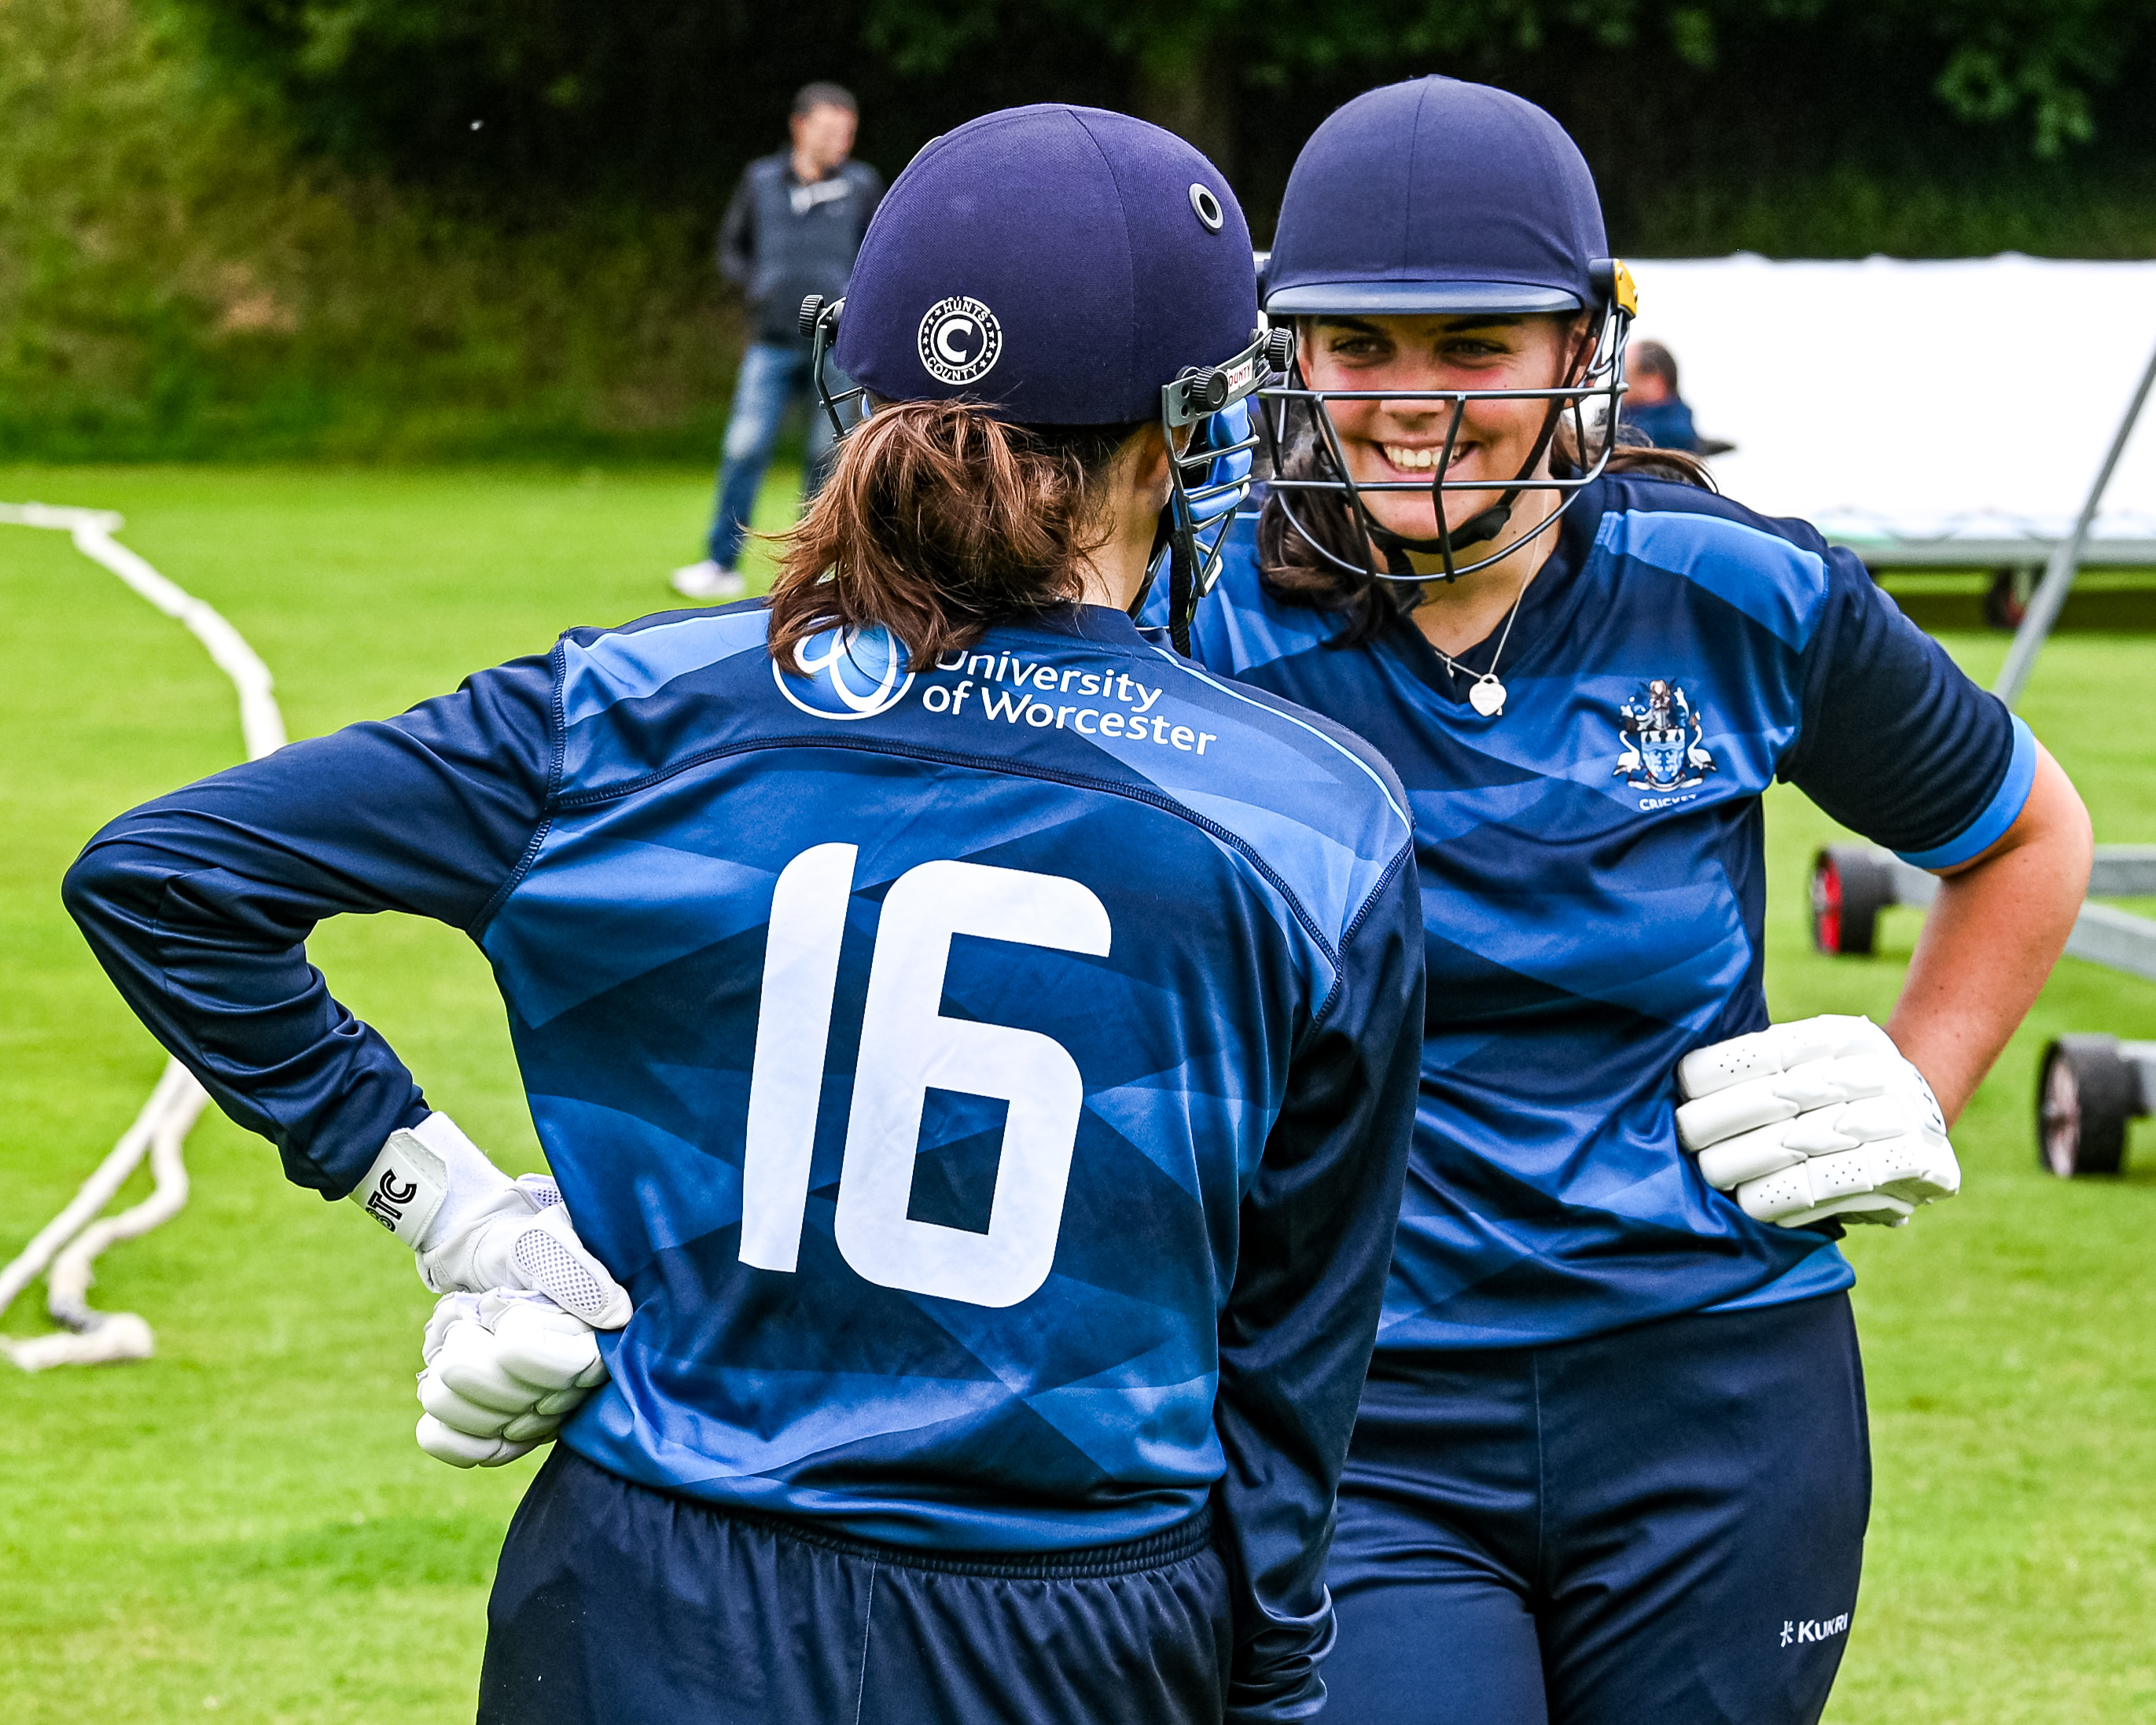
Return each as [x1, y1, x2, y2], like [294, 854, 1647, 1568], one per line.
[2, 466, 2154, 1723]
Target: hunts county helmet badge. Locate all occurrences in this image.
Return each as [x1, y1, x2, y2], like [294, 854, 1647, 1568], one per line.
[1614, 679, 1716, 792]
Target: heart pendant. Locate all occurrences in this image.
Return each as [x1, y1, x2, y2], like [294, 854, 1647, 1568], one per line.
[1468, 675, 1507, 717]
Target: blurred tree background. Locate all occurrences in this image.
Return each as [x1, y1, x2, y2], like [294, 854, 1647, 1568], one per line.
[6, 0, 2156, 461]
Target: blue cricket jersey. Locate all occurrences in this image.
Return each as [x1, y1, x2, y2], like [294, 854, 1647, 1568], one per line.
[1161, 474, 2033, 1352]
[65, 600, 1422, 1721]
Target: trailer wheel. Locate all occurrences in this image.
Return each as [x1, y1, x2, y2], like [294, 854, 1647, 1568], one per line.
[1811, 846, 1895, 956]
[1983, 568, 2029, 631]
[2038, 1036, 2136, 1177]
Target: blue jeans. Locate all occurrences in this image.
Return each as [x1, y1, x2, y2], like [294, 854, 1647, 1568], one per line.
[705, 340, 841, 568]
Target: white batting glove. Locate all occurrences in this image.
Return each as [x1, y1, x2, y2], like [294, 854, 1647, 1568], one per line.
[414, 1289, 612, 1468]
[347, 1112, 631, 1328]
[1675, 1015, 1960, 1229]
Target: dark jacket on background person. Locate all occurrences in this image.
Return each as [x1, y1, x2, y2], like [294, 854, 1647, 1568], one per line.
[1623, 397, 1700, 453]
[719, 153, 885, 344]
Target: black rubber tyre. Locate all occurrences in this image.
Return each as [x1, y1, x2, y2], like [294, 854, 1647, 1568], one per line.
[2038, 1035, 2137, 1177]
[1983, 568, 2029, 631]
[1810, 845, 1896, 956]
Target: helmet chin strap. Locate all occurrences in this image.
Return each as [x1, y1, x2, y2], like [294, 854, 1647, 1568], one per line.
[1128, 511, 1197, 657]
[1352, 322, 1596, 583]
[1366, 498, 1515, 579]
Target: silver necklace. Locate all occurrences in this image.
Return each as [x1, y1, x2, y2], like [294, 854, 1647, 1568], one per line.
[1427, 562, 1534, 718]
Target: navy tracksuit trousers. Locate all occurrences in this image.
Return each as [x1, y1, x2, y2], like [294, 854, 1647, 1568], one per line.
[1320, 1293, 1871, 1725]
[479, 1448, 1231, 1724]
[482, 1297, 1864, 1724]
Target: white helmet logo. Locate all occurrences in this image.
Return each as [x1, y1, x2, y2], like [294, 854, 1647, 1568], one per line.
[918, 295, 1003, 385]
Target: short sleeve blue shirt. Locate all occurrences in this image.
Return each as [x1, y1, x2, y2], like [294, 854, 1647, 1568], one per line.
[1168, 474, 2033, 1350]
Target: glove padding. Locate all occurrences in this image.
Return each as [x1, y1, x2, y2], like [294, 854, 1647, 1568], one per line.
[348, 1112, 631, 1328]
[414, 1289, 610, 1468]
[419, 1171, 631, 1327]
[1675, 1014, 1960, 1229]
[1187, 398, 1255, 530]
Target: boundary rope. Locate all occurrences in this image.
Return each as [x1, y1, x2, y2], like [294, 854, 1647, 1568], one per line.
[0, 502, 285, 1368]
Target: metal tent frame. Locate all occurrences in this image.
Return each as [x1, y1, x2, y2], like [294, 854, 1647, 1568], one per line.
[1806, 337, 2156, 1176]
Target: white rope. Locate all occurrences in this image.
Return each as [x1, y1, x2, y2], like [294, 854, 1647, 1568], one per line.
[0, 502, 285, 1368]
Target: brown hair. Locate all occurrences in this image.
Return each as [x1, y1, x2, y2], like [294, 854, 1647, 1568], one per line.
[1630, 338, 1679, 393]
[767, 399, 1144, 671]
[1256, 410, 1716, 645]
[792, 82, 856, 117]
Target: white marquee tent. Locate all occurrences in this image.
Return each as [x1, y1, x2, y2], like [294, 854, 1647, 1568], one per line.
[1627, 254, 2156, 566]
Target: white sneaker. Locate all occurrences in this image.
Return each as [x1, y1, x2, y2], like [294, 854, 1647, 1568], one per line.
[669, 561, 746, 601]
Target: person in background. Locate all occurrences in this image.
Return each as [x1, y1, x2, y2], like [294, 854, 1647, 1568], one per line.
[1624, 338, 1731, 455]
[671, 82, 883, 601]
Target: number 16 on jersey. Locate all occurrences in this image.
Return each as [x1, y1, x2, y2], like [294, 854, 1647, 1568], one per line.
[738, 844, 1113, 1309]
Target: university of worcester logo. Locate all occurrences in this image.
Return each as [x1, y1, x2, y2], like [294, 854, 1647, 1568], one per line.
[1613, 678, 1716, 792]
[773, 623, 916, 720]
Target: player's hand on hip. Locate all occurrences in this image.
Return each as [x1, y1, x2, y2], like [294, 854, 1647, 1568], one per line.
[347, 1111, 631, 1326]
[1675, 1014, 1960, 1229]
[414, 1289, 612, 1468]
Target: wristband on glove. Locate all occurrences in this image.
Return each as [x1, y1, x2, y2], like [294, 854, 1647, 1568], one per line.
[348, 1113, 462, 1248]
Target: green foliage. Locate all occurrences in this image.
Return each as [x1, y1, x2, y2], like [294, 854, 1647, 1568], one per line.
[0, 0, 742, 462]
[866, 0, 2154, 161]
[167, 0, 2156, 208]
[162, 0, 1125, 208]
[8, 0, 2156, 461]
[151, 0, 2156, 266]
[1632, 163, 2156, 259]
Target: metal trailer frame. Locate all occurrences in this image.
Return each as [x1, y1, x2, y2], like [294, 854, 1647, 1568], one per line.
[1828, 536, 2156, 630]
[1808, 844, 2156, 1175]
[1994, 338, 2156, 709]
[1823, 340, 2156, 623]
[1829, 539, 2156, 572]
[1807, 333, 2156, 1175]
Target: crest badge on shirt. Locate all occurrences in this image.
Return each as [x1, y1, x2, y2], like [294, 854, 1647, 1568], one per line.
[1614, 678, 1716, 799]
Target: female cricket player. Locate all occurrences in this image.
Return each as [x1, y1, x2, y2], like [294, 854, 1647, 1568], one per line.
[1164, 76, 2093, 1725]
[63, 105, 1425, 1724]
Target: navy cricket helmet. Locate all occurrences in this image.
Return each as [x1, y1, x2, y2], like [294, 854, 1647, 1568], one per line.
[1256, 77, 1639, 583]
[802, 105, 1290, 650]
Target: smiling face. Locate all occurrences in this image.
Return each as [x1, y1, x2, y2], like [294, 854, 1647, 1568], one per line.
[1296, 311, 1591, 547]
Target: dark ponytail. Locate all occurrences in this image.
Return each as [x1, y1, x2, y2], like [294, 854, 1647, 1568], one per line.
[767, 400, 1143, 670]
